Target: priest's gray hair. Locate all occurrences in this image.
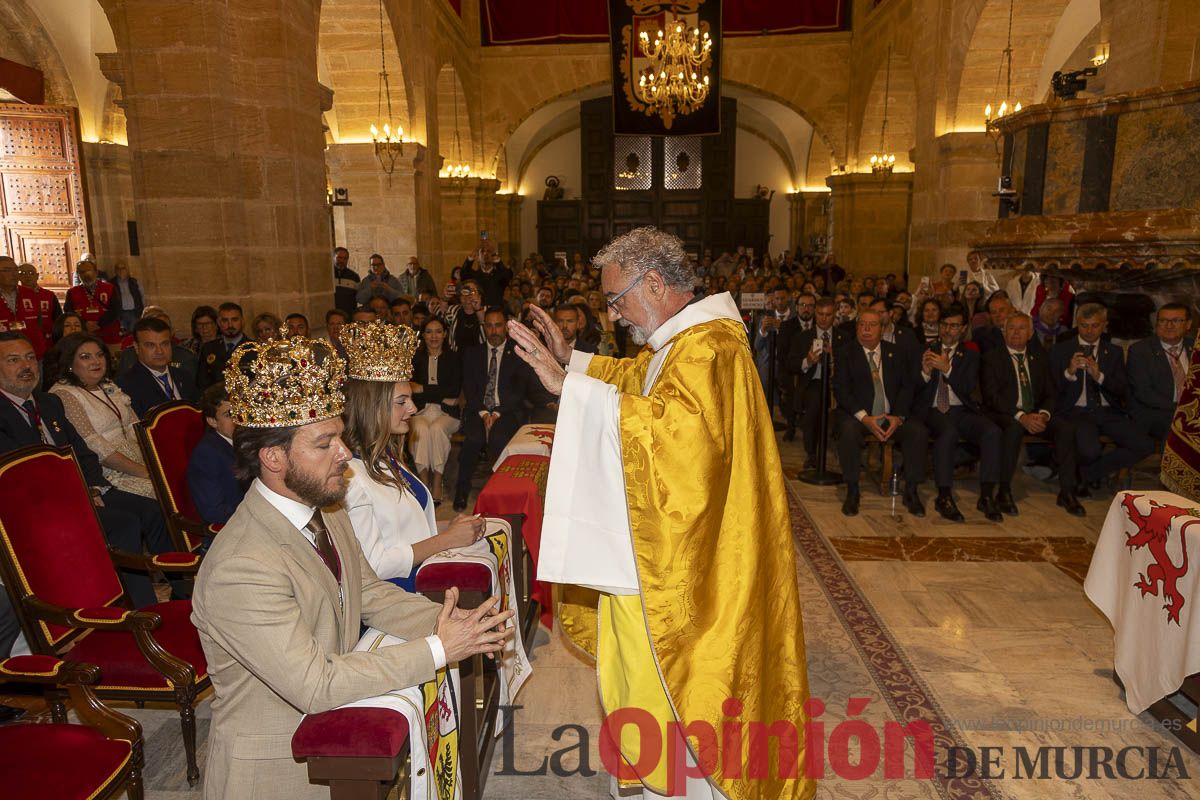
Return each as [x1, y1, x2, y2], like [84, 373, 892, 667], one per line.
[593, 226, 696, 291]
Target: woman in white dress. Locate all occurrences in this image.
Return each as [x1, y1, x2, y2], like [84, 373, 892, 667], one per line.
[49, 332, 156, 499]
[408, 316, 462, 505]
[339, 321, 484, 591]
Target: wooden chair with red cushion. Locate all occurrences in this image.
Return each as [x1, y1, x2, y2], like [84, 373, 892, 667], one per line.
[0, 656, 144, 800]
[0, 445, 211, 786]
[135, 400, 222, 553]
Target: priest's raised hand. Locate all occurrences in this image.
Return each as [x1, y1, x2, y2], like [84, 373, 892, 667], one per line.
[508, 314, 567, 396]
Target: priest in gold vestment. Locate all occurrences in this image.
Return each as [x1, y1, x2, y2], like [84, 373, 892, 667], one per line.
[509, 227, 814, 800]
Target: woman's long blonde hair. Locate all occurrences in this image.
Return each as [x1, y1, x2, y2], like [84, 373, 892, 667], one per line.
[341, 379, 408, 492]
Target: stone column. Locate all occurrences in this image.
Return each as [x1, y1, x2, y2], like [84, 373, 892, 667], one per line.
[826, 172, 914, 278]
[909, 131, 1000, 277]
[97, 0, 331, 329]
[326, 143, 423, 278]
[787, 190, 831, 255]
[499, 193, 525, 263]
[439, 176, 501, 283]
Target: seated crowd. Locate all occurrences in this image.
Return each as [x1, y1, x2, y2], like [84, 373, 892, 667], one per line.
[745, 252, 1191, 523]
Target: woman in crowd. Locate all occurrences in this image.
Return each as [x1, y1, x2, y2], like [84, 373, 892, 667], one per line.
[251, 312, 282, 343]
[586, 290, 618, 355]
[182, 305, 219, 354]
[918, 298, 943, 347]
[50, 333, 156, 499]
[960, 281, 988, 339]
[408, 317, 462, 505]
[340, 321, 483, 590]
[52, 311, 84, 343]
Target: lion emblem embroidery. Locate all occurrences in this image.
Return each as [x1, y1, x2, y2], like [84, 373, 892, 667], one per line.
[1121, 494, 1199, 625]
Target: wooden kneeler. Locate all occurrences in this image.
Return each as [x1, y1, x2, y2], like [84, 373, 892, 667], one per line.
[292, 707, 410, 800]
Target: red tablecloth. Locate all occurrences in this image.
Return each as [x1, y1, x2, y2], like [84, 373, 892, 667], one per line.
[474, 454, 552, 627]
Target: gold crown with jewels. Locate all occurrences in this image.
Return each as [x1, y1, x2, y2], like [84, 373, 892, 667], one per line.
[341, 320, 420, 382]
[224, 335, 346, 427]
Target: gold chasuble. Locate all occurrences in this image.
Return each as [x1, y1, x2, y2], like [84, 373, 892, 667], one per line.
[539, 293, 814, 800]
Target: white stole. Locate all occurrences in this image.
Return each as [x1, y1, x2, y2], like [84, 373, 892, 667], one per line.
[537, 293, 744, 594]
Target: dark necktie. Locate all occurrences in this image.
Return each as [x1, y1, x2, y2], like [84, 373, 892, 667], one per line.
[22, 399, 46, 444]
[305, 511, 340, 582]
[1014, 353, 1034, 413]
[156, 372, 174, 399]
[226, 339, 236, 355]
[1083, 344, 1100, 408]
[484, 347, 499, 412]
[935, 348, 952, 414]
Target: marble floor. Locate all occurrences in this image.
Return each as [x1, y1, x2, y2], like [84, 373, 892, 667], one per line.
[4, 433, 1197, 799]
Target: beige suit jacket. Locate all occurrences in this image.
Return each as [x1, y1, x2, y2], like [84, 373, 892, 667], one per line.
[191, 485, 442, 800]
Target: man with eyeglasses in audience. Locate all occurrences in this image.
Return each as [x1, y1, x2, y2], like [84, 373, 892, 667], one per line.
[1126, 302, 1194, 443]
[443, 278, 486, 352]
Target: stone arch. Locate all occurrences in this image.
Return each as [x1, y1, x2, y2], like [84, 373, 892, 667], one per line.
[0, 0, 78, 108]
[949, 0, 1074, 131]
[318, 0, 411, 143]
[855, 50, 917, 171]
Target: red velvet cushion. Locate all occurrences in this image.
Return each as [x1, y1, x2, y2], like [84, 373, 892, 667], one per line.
[142, 404, 205, 519]
[414, 562, 492, 593]
[0, 724, 131, 799]
[0, 655, 64, 677]
[0, 449, 123, 643]
[151, 552, 201, 567]
[292, 707, 409, 759]
[67, 600, 207, 689]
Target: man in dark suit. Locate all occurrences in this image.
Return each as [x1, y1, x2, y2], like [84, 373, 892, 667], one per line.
[117, 309, 199, 381]
[774, 292, 815, 441]
[752, 288, 794, 420]
[980, 312, 1084, 516]
[198, 302, 248, 390]
[453, 308, 536, 510]
[117, 316, 201, 418]
[977, 292, 1046, 358]
[786, 297, 846, 467]
[187, 383, 245, 526]
[871, 298, 921, 371]
[914, 304, 1003, 522]
[552, 305, 597, 355]
[833, 310, 929, 517]
[0, 332, 175, 607]
[1127, 302, 1194, 442]
[1050, 302, 1154, 490]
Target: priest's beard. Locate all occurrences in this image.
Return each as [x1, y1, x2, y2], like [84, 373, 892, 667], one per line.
[617, 293, 655, 345]
[284, 460, 349, 508]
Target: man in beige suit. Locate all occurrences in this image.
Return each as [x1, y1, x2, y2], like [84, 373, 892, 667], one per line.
[192, 335, 512, 800]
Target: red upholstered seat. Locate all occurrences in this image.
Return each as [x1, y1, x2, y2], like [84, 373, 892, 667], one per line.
[68, 600, 207, 690]
[415, 562, 492, 593]
[136, 402, 209, 551]
[0, 724, 132, 800]
[292, 707, 410, 759]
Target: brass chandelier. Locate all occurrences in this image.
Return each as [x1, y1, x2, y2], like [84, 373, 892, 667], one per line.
[634, 16, 712, 127]
[370, 0, 403, 174]
[868, 42, 896, 175]
[443, 78, 471, 192]
[984, 0, 1022, 128]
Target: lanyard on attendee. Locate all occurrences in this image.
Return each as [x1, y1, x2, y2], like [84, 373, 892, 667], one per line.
[83, 385, 123, 422]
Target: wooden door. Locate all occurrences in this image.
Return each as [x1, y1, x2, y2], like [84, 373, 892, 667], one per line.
[0, 103, 90, 292]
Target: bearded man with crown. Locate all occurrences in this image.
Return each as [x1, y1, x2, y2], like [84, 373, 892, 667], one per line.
[509, 227, 816, 800]
[190, 333, 513, 800]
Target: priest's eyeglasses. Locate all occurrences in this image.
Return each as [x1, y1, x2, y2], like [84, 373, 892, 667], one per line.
[606, 272, 648, 311]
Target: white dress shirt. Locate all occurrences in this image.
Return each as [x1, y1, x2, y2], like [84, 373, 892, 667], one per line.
[1062, 337, 1108, 407]
[1, 388, 52, 441]
[252, 478, 446, 668]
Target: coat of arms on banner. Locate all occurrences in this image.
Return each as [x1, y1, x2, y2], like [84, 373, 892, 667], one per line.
[611, 1, 722, 135]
